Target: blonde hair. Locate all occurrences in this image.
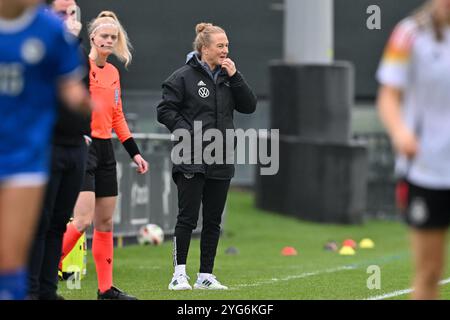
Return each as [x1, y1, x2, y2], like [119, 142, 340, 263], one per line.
[193, 22, 226, 53]
[88, 11, 133, 67]
[413, 0, 444, 42]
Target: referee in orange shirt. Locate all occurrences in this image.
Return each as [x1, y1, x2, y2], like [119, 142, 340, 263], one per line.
[59, 10, 148, 300]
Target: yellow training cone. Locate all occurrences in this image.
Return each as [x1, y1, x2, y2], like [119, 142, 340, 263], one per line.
[359, 238, 375, 249]
[339, 245, 356, 256]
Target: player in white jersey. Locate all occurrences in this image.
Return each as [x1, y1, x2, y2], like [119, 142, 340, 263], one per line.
[377, 0, 450, 299]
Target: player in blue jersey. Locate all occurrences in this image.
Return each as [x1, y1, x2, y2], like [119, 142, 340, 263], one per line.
[0, 0, 90, 300]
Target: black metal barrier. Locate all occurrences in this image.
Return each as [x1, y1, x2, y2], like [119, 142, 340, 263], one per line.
[255, 136, 368, 224]
[353, 132, 397, 217]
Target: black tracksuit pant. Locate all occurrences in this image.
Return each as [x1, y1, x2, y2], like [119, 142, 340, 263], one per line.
[173, 173, 230, 274]
[27, 143, 87, 299]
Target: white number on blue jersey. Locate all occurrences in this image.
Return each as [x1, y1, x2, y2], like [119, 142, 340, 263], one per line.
[0, 63, 24, 96]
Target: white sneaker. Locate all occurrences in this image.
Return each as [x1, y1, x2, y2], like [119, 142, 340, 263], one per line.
[168, 273, 192, 291]
[194, 274, 228, 290]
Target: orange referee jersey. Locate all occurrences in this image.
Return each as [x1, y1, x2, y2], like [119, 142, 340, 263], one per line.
[89, 59, 132, 142]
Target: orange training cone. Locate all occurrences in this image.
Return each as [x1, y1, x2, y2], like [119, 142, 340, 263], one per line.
[342, 239, 357, 249]
[281, 246, 298, 256]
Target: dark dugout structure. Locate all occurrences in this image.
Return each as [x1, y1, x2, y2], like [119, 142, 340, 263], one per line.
[256, 0, 367, 224]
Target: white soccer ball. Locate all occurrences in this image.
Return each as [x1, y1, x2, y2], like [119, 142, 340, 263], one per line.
[138, 224, 164, 246]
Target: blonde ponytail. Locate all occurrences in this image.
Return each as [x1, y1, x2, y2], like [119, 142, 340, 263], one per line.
[88, 10, 133, 67]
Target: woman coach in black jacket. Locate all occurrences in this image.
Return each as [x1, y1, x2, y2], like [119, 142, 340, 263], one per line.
[157, 22, 257, 290]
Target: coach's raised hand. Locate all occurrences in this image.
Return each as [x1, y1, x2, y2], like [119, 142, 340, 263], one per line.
[221, 58, 236, 77]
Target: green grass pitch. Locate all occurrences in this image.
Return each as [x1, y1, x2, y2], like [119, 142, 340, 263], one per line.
[58, 190, 450, 300]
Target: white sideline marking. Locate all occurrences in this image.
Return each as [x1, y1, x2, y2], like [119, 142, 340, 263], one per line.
[235, 265, 356, 288]
[366, 277, 450, 300]
[234, 253, 407, 289]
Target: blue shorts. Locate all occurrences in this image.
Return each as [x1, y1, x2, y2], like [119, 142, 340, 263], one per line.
[0, 148, 50, 187]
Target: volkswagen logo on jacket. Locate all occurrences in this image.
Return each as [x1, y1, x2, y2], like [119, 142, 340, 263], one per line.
[198, 87, 210, 98]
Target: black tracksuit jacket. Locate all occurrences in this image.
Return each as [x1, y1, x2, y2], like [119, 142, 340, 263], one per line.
[157, 54, 257, 179]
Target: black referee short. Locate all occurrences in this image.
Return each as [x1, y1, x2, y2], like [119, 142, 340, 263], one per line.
[405, 181, 450, 229]
[81, 138, 118, 197]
